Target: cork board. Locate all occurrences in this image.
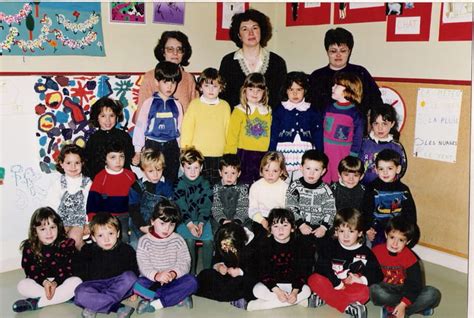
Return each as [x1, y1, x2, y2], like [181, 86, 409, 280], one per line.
[377, 80, 470, 258]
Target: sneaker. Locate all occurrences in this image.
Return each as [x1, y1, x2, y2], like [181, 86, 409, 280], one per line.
[422, 308, 434, 316]
[117, 305, 135, 318]
[176, 296, 193, 309]
[81, 308, 97, 318]
[230, 298, 248, 310]
[308, 293, 325, 308]
[12, 298, 39, 313]
[136, 300, 155, 315]
[345, 302, 367, 318]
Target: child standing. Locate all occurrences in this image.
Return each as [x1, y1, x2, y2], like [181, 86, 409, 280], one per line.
[247, 208, 311, 311]
[174, 147, 213, 274]
[323, 72, 364, 184]
[224, 73, 272, 185]
[47, 144, 91, 250]
[128, 148, 173, 248]
[133, 200, 198, 313]
[74, 213, 139, 318]
[180, 67, 231, 185]
[211, 154, 251, 234]
[248, 151, 288, 237]
[330, 156, 366, 211]
[86, 142, 136, 244]
[361, 149, 417, 248]
[269, 71, 323, 182]
[307, 208, 382, 318]
[84, 97, 134, 180]
[12, 207, 82, 313]
[132, 61, 183, 186]
[359, 103, 407, 185]
[371, 216, 441, 318]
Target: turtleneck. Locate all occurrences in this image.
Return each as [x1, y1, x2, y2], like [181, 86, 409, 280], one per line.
[299, 177, 323, 189]
[336, 101, 352, 107]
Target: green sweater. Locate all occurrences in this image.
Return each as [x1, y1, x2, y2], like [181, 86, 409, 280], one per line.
[174, 175, 213, 225]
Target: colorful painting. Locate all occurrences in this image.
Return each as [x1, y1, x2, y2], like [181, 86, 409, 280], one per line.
[0, 2, 105, 56]
[110, 2, 145, 24]
[33, 74, 142, 173]
[153, 2, 184, 25]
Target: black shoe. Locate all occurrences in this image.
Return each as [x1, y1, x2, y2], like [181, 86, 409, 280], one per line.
[12, 298, 39, 313]
[345, 302, 367, 318]
[230, 298, 248, 310]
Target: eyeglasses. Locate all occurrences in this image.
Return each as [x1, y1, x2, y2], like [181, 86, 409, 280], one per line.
[165, 46, 184, 54]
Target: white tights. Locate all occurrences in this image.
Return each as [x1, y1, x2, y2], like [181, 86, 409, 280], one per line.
[17, 277, 82, 308]
[247, 282, 311, 311]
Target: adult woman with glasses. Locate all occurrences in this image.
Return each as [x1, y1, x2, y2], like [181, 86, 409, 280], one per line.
[219, 9, 287, 110]
[134, 31, 198, 123]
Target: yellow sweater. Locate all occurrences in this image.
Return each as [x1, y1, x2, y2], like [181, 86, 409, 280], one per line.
[224, 104, 272, 154]
[180, 97, 231, 156]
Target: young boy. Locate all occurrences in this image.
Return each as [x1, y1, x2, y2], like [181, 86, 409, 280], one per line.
[132, 61, 183, 186]
[87, 142, 136, 243]
[371, 216, 441, 318]
[330, 156, 366, 211]
[128, 148, 173, 249]
[180, 68, 231, 185]
[361, 149, 417, 247]
[247, 208, 311, 311]
[74, 213, 139, 318]
[133, 200, 198, 313]
[174, 147, 213, 274]
[211, 154, 251, 234]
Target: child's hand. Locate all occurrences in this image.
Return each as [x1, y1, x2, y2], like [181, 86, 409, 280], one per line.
[260, 218, 269, 231]
[343, 273, 363, 285]
[196, 223, 204, 237]
[299, 223, 312, 235]
[216, 263, 228, 275]
[187, 223, 199, 237]
[312, 226, 327, 238]
[272, 287, 288, 303]
[132, 152, 141, 166]
[392, 302, 407, 318]
[83, 224, 90, 236]
[366, 228, 376, 241]
[155, 271, 173, 284]
[227, 267, 241, 277]
[222, 219, 232, 225]
[287, 289, 299, 304]
[43, 280, 57, 300]
[140, 226, 150, 234]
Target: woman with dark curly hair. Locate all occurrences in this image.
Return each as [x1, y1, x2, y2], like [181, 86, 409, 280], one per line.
[134, 31, 198, 123]
[219, 9, 287, 110]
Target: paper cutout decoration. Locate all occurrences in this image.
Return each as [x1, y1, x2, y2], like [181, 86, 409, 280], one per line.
[286, 3, 331, 26]
[333, 3, 386, 24]
[439, 3, 472, 41]
[387, 3, 432, 41]
[216, 2, 249, 41]
[0, 2, 105, 56]
[153, 2, 185, 25]
[110, 2, 145, 24]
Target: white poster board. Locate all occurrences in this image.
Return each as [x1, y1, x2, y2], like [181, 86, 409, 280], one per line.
[413, 88, 462, 163]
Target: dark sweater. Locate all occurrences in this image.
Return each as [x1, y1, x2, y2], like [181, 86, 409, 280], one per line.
[331, 181, 365, 211]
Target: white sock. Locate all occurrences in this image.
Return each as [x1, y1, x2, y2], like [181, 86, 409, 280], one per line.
[150, 299, 164, 310]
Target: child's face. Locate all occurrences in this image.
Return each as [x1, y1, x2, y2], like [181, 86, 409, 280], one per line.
[339, 171, 362, 189]
[336, 224, 362, 248]
[97, 107, 117, 131]
[219, 166, 240, 186]
[201, 80, 221, 100]
[331, 83, 347, 102]
[60, 153, 83, 178]
[327, 43, 350, 70]
[261, 161, 282, 184]
[183, 161, 202, 181]
[286, 82, 305, 104]
[385, 230, 409, 254]
[372, 115, 395, 139]
[157, 80, 178, 99]
[301, 159, 326, 184]
[245, 86, 264, 104]
[36, 218, 58, 246]
[105, 151, 125, 172]
[151, 218, 176, 238]
[376, 160, 401, 183]
[92, 225, 119, 250]
[271, 220, 293, 243]
[142, 164, 163, 184]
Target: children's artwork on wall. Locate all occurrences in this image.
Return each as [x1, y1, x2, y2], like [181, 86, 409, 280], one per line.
[285, 3, 331, 26]
[413, 88, 462, 163]
[216, 2, 249, 40]
[0, 2, 105, 56]
[386, 3, 432, 41]
[439, 3, 472, 41]
[386, 3, 403, 16]
[333, 2, 386, 24]
[110, 2, 145, 24]
[153, 2, 185, 25]
[0, 167, 5, 185]
[31, 75, 141, 173]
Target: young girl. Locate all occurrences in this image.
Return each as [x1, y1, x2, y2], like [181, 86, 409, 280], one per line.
[12, 207, 82, 313]
[180, 67, 231, 185]
[248, 151, 288, 238]
[323, 73, 364, 184]
[307, 208, 382, 318]
[46, 144, 92, 250]
[196, 222, 258, 309]
[269, 71, 323, 182]
[84, 97, 134, 180]
[224, 73, 272, 185]
[359, 103, 407, 186]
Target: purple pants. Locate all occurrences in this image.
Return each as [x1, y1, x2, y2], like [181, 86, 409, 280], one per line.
[133, 274, 198, 307]
[74, 271, 137, 313]
[237, 149, 266, 185]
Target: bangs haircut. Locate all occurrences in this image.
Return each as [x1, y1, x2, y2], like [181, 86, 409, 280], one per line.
[140, 148, 166, 170]
[198, 67, 226, 92]
[260, 151, 288, 180]
[268, 208, 295, 228]
[338, 156, 364, 175]
[239, 72, 269, 107]
[282, 71, 309, 101]
[334, 208, 364, 238]
[219, 154, 241, 171]
[56, 144, 85, 174]
[152, 199, 182, 224]
[333, 72, 363, 104]
[89, 97, 124, 128]
[301, 149, 329, 169]
[324, 27, 354, 51]
[90, 213, 120, 236]
[375, 149, 402, 167]
[155, 61, 182, 83]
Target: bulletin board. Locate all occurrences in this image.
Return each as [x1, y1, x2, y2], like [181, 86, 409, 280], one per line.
[376, 79, 470, 258]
